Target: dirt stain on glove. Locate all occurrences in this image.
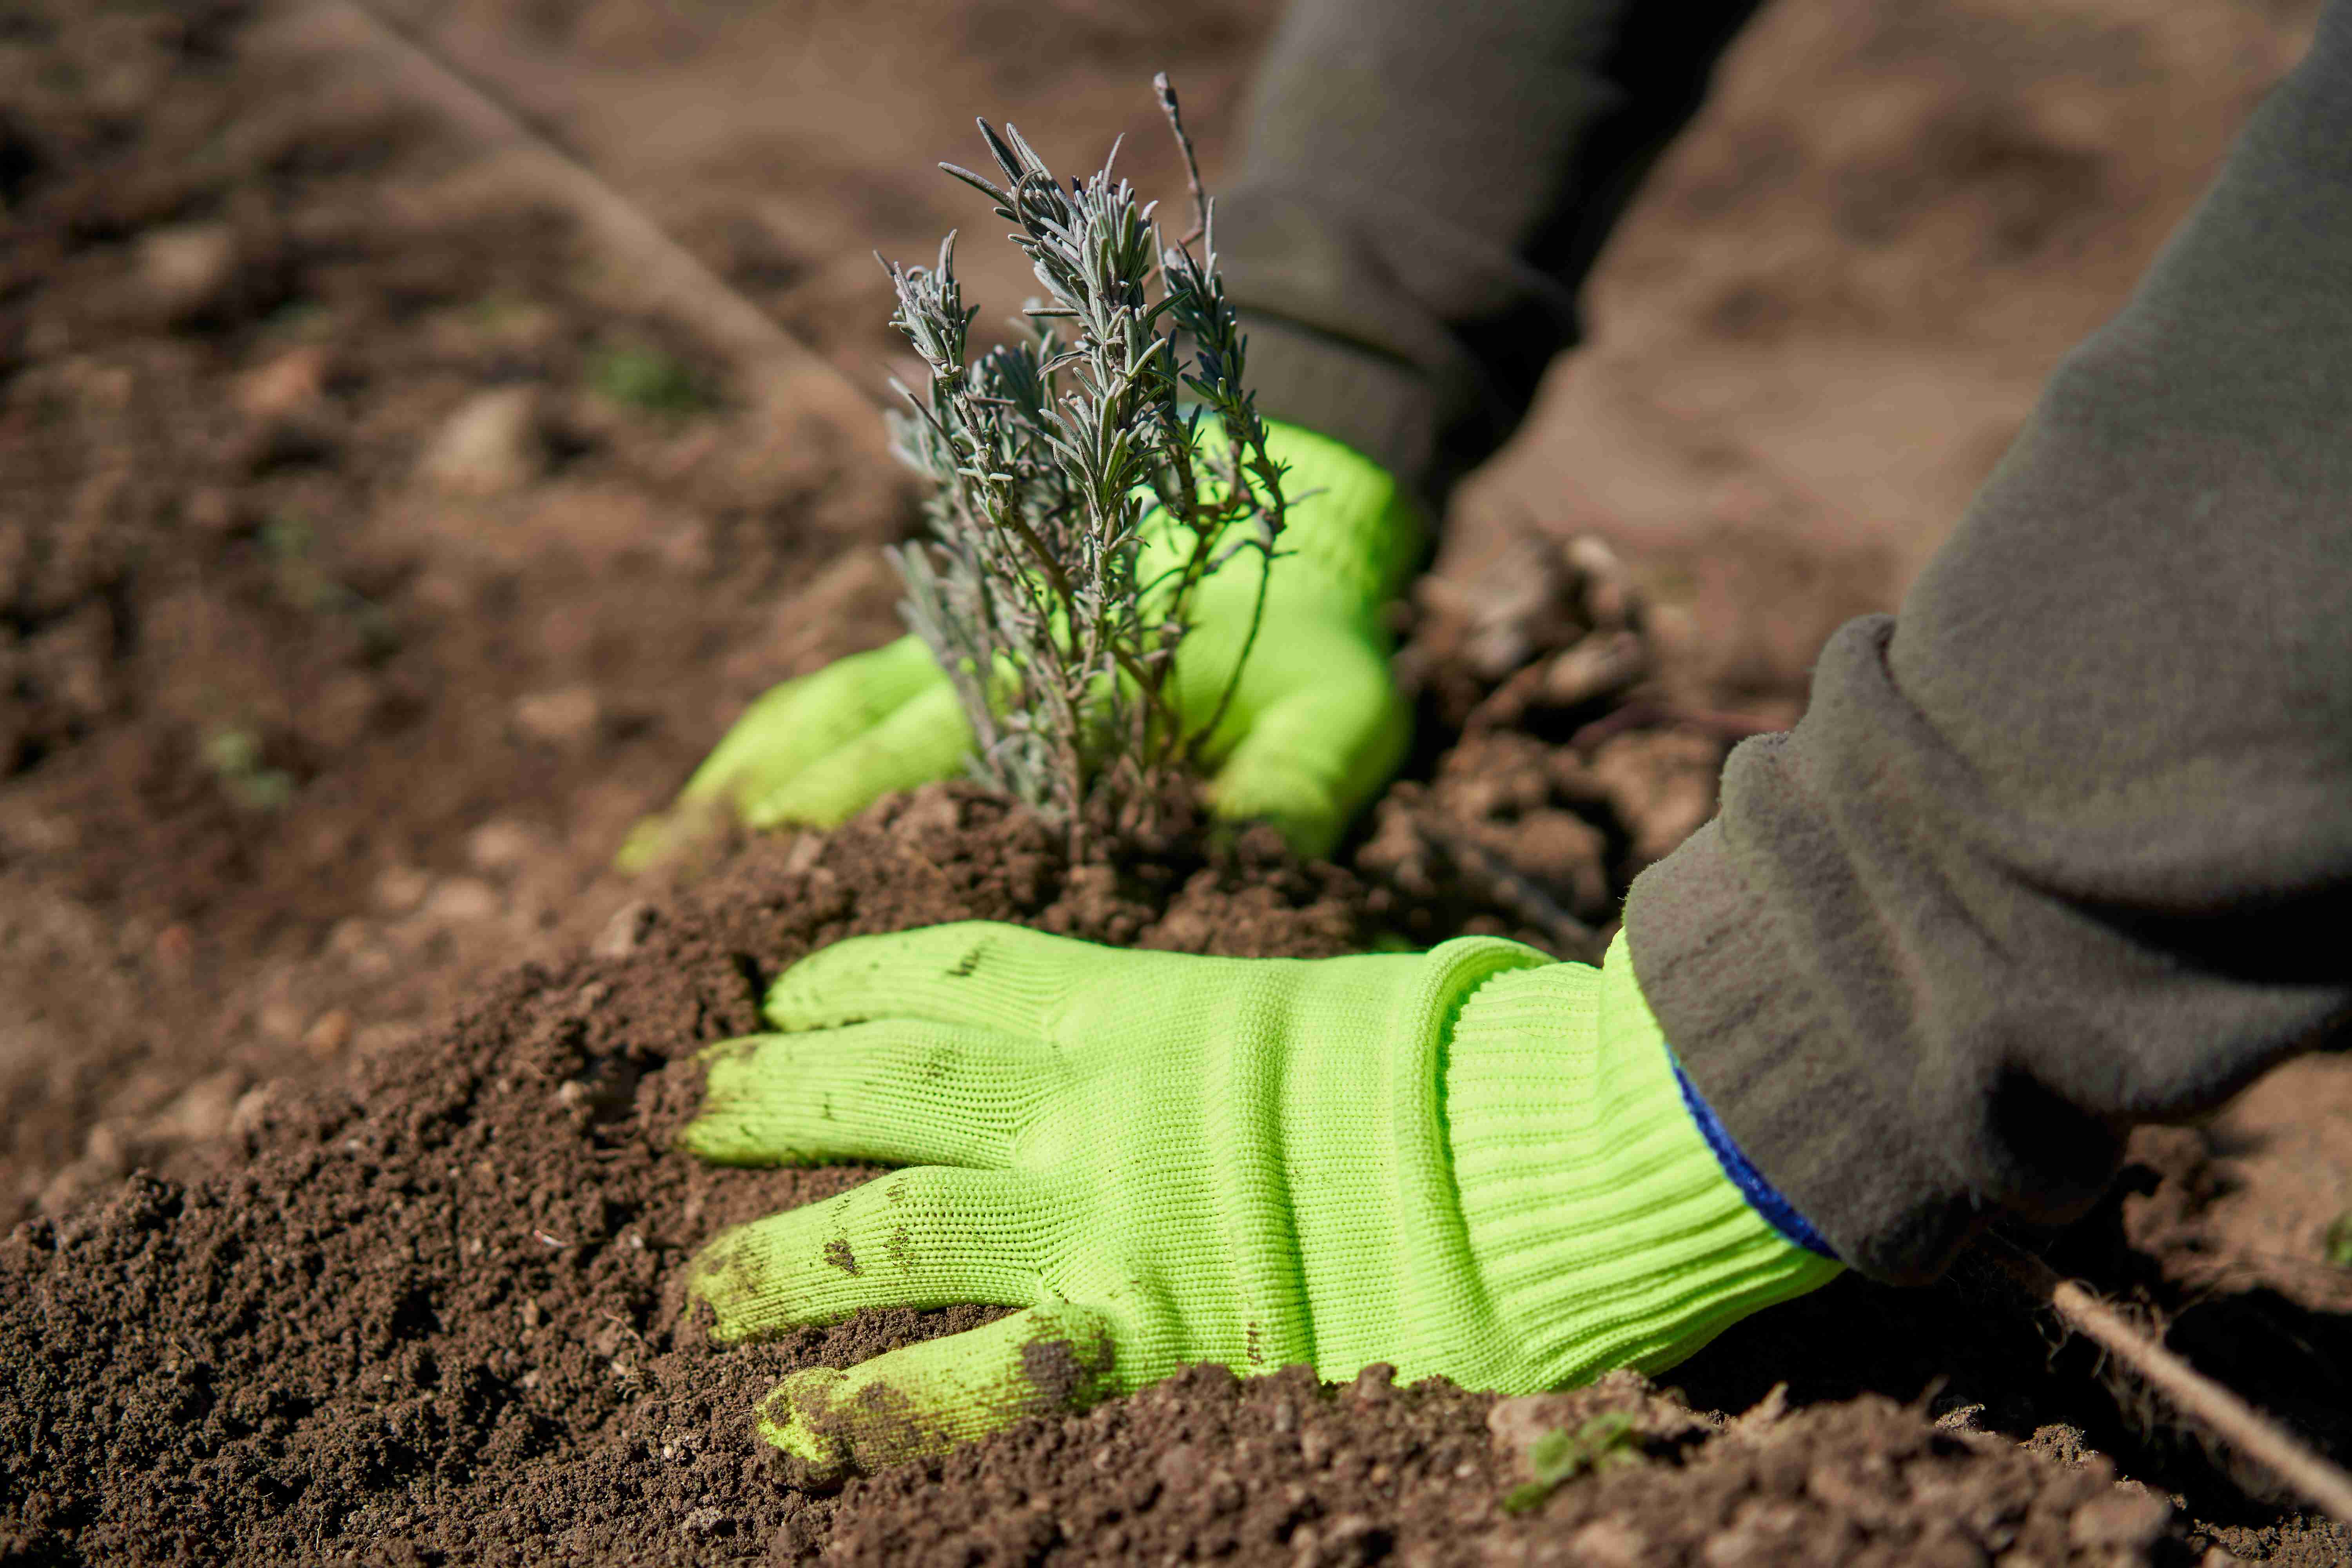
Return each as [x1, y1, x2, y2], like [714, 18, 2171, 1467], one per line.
[760, 1308, 1118, 1481]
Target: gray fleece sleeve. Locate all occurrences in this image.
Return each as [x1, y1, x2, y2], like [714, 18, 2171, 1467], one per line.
[1214, 0, 1768, 496]
[1627, 0, 2352, 1283]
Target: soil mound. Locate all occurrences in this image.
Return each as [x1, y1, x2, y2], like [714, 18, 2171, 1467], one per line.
[0, 792, 1374, 1563]
[7, 789, 2334, 1566]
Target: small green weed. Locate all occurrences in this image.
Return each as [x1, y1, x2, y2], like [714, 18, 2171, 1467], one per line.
[1499, 1412, 1641, 1515]
[260, 298, 330, 341]
[466, 294, 537, 330]
[202, 727, 294, 812]
[2325, 1211, 2352, 1267]
[259, 514, 396, 657]
[261, 514, 313, 563]
[587, 342, 708, 415]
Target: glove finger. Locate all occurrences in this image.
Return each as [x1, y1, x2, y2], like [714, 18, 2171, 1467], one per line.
[677, 1020, 1053, 1170]
[1204, 637, 1410, 858]
[741, 677, 972, 830]
[687, 1165, 1054, 1342]
[762, 921, 1124, 1038]
[613, 792, 735, 875]
[753, 1301, 1118, 1480]
[688, 635, 944, 807]
[615, 637, 944, 872]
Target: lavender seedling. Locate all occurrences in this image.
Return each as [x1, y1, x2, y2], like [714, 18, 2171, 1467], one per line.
[881, 74, 1288, 857]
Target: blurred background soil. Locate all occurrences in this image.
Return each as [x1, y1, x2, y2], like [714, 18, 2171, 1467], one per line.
[3, 0, 2351, 1559]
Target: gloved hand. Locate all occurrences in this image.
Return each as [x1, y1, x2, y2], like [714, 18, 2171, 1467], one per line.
[679, 923, 1840, 1477]
[619, 419, 1422, 868]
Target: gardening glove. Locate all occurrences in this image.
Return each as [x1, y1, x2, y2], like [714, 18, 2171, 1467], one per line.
[680, 922, 1842, 1477]
[618, 419, 1422, 868]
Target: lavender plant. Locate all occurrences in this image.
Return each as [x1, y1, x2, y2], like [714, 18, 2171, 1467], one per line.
[881, 75, 1289, 855]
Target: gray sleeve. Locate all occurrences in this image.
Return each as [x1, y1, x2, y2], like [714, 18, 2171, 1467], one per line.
[1626, 0, 2352, 1284]
[1214, 0, 1768, 495]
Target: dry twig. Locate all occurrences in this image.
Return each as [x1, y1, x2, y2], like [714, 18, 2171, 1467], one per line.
[1977, 1234, 2352, 1526]
[1415, 822, 1605, 962]
[1568, 701, 1786, 754]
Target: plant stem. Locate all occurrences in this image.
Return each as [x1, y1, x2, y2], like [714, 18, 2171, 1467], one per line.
[1154, 71, 1208, 249]
[883, 82, 1287, 846]
[1189, 556, 1270, 762]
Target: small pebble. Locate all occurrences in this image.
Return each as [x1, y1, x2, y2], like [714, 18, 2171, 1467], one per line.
[419, 386, 545, 496]
[136, 222, 238, 320]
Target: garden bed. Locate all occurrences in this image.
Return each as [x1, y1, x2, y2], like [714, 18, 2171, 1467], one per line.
[5, 790, 2348, 1564]
[3, 3, 2349, 1564]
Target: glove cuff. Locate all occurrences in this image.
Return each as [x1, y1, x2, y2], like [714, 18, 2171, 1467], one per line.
[1442, 931, 1842, 1388]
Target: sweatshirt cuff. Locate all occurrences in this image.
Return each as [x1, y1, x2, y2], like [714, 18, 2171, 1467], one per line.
[1624, 808, 1985, 1284]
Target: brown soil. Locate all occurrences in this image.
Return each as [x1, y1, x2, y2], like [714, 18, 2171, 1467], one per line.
[0, 793, 1374, 1563]
[828, 1366, 2174, 1568]
[0, 0, 907, 1223]
[7, 794, 2347, 1565]
[5, 2, 2352, 1566]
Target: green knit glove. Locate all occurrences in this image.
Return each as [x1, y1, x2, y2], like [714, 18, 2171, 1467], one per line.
[680, 925, 1840, 1477]
[618, 419, 1421, 868]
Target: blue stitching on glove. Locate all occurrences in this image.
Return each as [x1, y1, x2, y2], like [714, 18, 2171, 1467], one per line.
[1670, 1059, 1838, 1261]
